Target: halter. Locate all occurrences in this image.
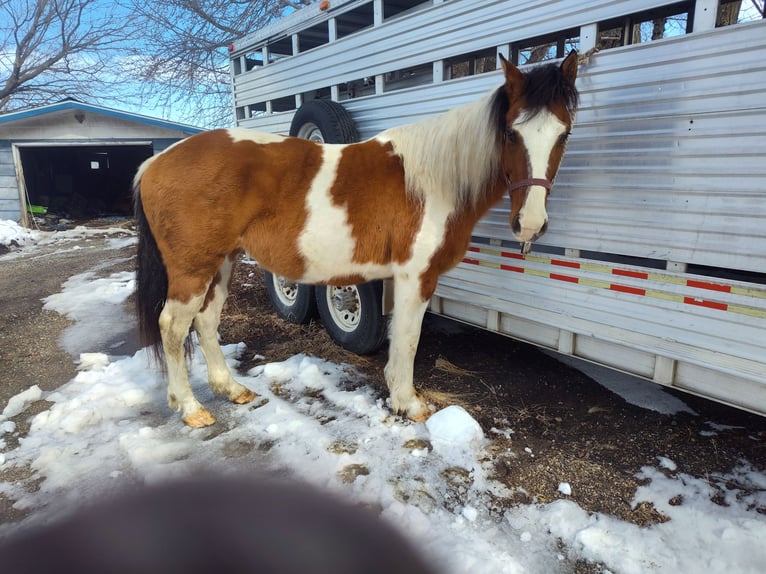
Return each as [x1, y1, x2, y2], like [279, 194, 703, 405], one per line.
[503, 174, 553, 255]
[504, 173, 553, 193]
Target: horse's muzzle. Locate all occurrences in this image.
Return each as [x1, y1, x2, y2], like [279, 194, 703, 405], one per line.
[511, 215, 548, 243]
[507, 175, 552, 244]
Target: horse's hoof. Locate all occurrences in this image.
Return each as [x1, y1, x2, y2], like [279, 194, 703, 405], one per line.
[408, 409, 431, 423]
[232, 388, 257, 405]
[183, 409, 216, 428]
[395, 394, 430, 422]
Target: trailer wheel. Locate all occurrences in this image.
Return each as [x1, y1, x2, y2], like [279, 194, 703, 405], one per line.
[315, 282, 388, 355]
[264, 271, 317, 324]
[289, 99, 359, 144]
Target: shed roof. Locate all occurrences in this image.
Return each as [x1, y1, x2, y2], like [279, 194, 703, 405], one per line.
[0, 100, 204, 135]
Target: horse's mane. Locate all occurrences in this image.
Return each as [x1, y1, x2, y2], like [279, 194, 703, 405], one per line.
[379, 59, 578, 209]
[521, 59, 579, 117]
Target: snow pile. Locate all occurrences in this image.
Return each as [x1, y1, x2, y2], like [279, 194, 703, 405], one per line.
[0, 220, 37, 250]
[42, 270, 136, 356]
[0, 219, 136, 257]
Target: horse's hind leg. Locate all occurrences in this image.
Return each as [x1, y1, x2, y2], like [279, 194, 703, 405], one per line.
[194, 253, 257, 406]
[159, 293, 215, 427]
[384, 274, 431, 422]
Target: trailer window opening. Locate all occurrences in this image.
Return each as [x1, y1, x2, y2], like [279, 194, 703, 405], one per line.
[244, 51, 263, 72]
[236, 102, 267, 120]
[303, 86, 331, 102]
[383, 62, 433, 91]
[384, 0, 430, 21]
[716, 0, 765, 26]
[513, 30, 579, 66]
[336, 2, 375, 39]
[338, 77, 376, 100]
[445, 48, 497, 80]
[296, 21, 329, 52]
[271, 95, 297, 112]
[597, 1, 693, 50]
[266, 37, 293, 62]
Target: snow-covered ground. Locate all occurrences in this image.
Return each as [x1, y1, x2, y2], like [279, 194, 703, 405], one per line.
[2, 220, 765, 573]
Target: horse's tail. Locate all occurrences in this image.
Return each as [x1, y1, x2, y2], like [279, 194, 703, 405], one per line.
[134, 166, 167, 366]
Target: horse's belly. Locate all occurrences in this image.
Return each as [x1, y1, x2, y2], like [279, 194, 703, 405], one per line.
[296, 229, 392, 284]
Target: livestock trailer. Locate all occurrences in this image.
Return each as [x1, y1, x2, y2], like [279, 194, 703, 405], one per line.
[229, 0, 766, 416]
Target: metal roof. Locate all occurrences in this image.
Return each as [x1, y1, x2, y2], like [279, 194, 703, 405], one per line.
[0, 100, 203, 135]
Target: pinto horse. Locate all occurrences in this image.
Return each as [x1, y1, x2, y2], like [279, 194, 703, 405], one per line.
[134, 52, 579, 427]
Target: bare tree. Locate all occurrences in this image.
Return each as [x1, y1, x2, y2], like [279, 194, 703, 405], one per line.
[0, 0, 130, 112]
[123, 0, 313, 128]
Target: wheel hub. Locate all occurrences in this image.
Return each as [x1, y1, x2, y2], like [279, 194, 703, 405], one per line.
[276, 276, 298, 302]
[332, 289, 358, 313]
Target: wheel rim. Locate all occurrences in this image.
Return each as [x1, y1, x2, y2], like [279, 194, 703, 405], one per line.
[272, 275, 299, 307]
[326, 285, 361, 332]
[296, 122, 325, 143]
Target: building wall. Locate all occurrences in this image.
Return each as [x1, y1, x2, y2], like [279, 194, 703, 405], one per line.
[0, 141, 18, 222]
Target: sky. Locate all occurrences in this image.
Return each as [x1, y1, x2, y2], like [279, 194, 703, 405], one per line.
[1, 220, 766, 573]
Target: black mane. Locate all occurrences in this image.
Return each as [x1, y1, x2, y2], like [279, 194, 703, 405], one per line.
[489, 57, 579, 137]
[522, 59, 579, 114]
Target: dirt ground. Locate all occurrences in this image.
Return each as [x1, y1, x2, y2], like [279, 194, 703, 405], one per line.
[1, 226, 765, 566]
[220, 258, 766, 533]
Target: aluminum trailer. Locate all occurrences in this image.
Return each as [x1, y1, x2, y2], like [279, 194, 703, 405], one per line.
[229, 0, 766, 416]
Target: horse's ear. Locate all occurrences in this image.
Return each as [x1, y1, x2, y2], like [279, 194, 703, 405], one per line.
[561, 50, 578, 83]
[499, 53, 524, 91]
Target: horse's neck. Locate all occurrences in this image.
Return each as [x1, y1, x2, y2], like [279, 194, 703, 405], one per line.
[442, 178, 507, 259]
[474, 178, 508, 221]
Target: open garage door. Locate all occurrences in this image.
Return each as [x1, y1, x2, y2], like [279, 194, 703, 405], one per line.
[19, 144, 153, 219]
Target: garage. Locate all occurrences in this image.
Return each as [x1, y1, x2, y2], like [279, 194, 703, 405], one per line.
[0, 100, 202, 225]
[18, 144, 153, 218]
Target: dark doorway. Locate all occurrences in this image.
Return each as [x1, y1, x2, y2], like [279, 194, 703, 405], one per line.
[20, 144, 153, 218]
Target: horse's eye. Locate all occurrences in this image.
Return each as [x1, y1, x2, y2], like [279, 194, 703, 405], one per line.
[506, 130, 517, 144]
[559, 132, 571, 146]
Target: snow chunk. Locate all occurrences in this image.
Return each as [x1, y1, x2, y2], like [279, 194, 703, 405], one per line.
[1, 385, 43, 420]
[558, 482, 572, 496]
[426, 405, 483, 450]
[77, 353, 110, 372]
[658, 456, 677, 472]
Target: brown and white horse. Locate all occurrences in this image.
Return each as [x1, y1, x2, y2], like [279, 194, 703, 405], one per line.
[134, 53, 579, 427]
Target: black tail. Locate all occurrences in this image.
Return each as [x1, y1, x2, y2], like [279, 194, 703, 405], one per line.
[134, 184, 167, 366]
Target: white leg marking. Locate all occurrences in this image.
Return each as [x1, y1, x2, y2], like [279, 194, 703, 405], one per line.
[193, 257, 254, 403]
[514, 110, 567, 234]
[160, 294, 212, 424]
[385, 274, 430, 420]
[383, 192, 454, 419]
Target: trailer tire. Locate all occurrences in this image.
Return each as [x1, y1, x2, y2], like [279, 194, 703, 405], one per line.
[289, 99, 359, 144]
[315, 282, 388, 355]
[264, 271, 317, 324]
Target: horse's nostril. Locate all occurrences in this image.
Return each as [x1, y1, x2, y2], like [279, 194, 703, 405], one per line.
[511, 214, 521, 235]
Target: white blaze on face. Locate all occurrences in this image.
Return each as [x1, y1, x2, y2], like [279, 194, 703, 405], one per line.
[513, 110, 568, 241]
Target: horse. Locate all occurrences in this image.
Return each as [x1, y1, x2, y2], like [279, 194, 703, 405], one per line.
[134, 52, 579, 427]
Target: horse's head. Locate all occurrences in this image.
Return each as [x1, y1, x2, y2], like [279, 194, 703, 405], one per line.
[498, 51, 579, 246]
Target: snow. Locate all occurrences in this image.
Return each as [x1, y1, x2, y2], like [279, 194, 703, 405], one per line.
[0, 386, 42, 421]
[548, 352, 697, 416]
[2, 220, 766, 573]
[0, 221, 36, 249]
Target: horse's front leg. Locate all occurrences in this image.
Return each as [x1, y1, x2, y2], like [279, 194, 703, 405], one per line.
[385, 275, 431, 422]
